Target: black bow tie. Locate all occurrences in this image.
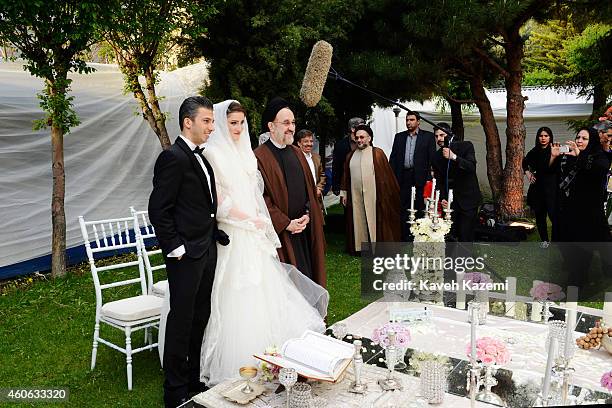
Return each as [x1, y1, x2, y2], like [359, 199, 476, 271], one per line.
[193, 146, 205, 155]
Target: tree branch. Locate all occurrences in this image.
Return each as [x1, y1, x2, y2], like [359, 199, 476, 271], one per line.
[487, 36, 506, 47]
[472, 47, 510, 78]
[444, 94, 475, 104]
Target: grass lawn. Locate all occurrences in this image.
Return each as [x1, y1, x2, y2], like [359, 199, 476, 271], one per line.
[0, 224, 365, 407]
[1, 208, 605, 406]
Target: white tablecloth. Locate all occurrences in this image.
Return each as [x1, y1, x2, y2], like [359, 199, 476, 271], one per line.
[194, 363, 490, 408]
[338, 301, 612, 391]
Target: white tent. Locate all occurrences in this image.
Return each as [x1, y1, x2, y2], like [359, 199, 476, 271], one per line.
[0, 61, 208, 277]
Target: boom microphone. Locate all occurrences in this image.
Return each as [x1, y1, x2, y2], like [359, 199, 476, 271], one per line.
[299, 41, 453, 138]
[299, 40, 333, 107]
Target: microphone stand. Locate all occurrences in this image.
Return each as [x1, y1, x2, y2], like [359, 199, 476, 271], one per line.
[328, 67, 454, 138]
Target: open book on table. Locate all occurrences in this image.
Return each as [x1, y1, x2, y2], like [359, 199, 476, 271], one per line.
[254, 330, 354, 383]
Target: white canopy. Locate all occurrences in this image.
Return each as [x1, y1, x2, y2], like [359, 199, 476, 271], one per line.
[0, 61, 208, 275]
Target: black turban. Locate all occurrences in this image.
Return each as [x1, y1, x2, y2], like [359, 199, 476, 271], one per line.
[261, 96, 292, 134]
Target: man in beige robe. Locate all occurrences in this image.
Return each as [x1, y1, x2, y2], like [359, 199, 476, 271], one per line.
[340, 124, 401, 254]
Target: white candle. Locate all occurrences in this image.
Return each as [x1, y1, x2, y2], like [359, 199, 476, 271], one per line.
[542, 337, 557, 399]
[564, 309, 576, 360]
[434, 190, 440, 214]
[470, 305, 477, 362]
[431, 178, 436, 200]
[410, 186, 415, 211]
[448, 189, 453, 209]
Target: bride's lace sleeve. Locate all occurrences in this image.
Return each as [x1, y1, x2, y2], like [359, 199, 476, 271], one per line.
[214, 172, 281, 250]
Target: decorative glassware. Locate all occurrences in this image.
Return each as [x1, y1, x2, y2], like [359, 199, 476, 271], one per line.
[419, 360, 447, 404]
[546, 320, 576, 361]
[278, 367, 298, 408]
[348, 340, 367, 394]
[476, 363, 504, 406]
[331, 322, 348, 341]
[238, 366, 258, 394]
[541, 300, 554, 324]
[288, 382, 312, 408]
[377, 329, 403, 391]
[467, 298, 486, 325]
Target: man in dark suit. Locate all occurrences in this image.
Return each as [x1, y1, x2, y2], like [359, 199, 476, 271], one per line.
[148, 96, 218, 408]
[332, 117, 364, 196]
[432, 122, 482, 242]
[389, 112, 436, 240]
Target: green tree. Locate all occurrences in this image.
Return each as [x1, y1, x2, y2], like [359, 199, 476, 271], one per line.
[0, 1, 106, 277]
[524, 18, 611, 120]
[340, 0, 558, 217]
[105, 0, 216, 149]
[191, 0, 364, 151]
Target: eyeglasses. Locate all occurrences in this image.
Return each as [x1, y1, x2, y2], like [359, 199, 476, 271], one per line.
[575, 135, 589, 140]
[274, 120, 296, 127]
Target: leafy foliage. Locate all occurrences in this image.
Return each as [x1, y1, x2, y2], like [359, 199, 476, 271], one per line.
[0, 1, 104, 133]
[191, 0, 364, 142]
[104, 0, 217, 148]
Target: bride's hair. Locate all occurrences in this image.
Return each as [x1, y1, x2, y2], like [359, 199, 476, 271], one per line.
[227, 101, 246, 116]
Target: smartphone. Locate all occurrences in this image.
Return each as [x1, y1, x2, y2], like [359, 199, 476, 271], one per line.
[559, 145, 570, 154]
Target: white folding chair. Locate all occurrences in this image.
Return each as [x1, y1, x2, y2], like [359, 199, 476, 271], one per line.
[78, 215, 163, 390]
[130, 207, 168, 297]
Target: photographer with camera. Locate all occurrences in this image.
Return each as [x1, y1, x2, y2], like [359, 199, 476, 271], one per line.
[522, 127, 559, 244]
[432, 122, 481, 242]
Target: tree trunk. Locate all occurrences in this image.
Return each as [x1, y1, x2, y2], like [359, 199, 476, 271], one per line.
[118, 56, 171, 150]
[469, 75, 503, 201]
[49, 81, 67, 278]
[500, 32, 527, 219]
[446, 98, 465, 141]
[590, 83, 607, 120]
[144, 67, 171, 149]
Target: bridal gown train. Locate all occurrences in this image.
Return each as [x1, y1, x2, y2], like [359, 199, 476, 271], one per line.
[199, 214, 327, 385]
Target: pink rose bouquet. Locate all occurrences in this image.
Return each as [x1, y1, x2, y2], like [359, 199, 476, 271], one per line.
[372, 322, 411, 349]
[465, 337, 510, 365]
[601, 370, 612, 391]
[462, 272, 492, 284]
[530, 282, 565, 301]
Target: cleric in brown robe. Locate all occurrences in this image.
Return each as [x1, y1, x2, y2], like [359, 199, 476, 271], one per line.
[253, 97, 326, 287]
[340, 124, 401, 255]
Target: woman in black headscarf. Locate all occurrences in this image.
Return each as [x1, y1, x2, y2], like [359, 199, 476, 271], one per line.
[553, 127, 611, 242]
[523, 127, 558, 242]
[552, 127, 611, 292]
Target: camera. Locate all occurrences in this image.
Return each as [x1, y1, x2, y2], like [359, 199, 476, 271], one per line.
[559, 145, 570, 154]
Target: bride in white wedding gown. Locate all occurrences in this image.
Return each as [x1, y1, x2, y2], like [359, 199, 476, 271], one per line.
[199, 100, 328, 385]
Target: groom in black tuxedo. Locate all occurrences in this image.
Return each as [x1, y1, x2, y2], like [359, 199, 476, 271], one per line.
[149, 96, 218, 408]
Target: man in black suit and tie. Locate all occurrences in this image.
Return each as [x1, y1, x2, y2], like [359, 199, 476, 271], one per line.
[432, 122, 482, 242]
[149, 96, 219, 408]
[389, 112, 436, 240]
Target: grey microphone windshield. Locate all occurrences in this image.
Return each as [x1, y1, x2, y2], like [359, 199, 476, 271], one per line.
[299, 40, 333, 107]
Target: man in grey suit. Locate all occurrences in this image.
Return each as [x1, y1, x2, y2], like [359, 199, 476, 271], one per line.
[389, 112, 436, 240]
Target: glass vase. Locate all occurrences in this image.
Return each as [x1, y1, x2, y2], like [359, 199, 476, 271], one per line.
[419, 360, 447, 404]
